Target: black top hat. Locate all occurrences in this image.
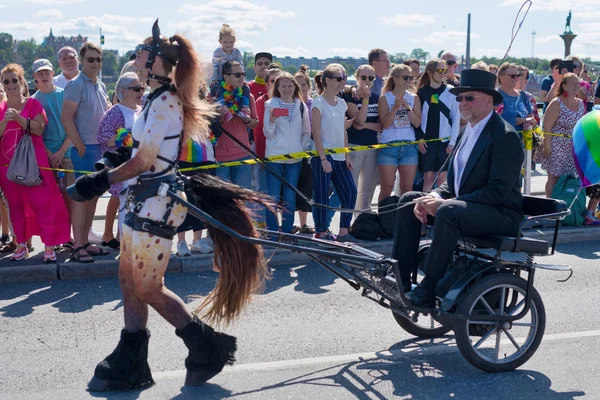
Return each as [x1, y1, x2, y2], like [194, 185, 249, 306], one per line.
[449, 69, 503, 105]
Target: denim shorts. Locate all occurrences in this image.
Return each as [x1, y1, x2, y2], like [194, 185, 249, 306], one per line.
[71, 144, 103, 179]
[377, 141, 418, 166]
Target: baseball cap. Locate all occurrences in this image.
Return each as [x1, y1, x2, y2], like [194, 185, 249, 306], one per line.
[32, 59, 54, 73]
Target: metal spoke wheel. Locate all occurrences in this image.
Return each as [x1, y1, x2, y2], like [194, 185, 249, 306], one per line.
[453, 273, 546, 372]
[392, 309, 451, 338]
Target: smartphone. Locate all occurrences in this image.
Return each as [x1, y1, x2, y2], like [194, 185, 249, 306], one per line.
[558, 60, 574, 73]
[273, 108, 289, 117]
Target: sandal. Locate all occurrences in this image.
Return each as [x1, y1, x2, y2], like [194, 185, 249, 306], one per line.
[0, 242, 17, 253]
[71, 246, 94, 263]
[84, 242, 110, 256]
[101, 238, 120, 250]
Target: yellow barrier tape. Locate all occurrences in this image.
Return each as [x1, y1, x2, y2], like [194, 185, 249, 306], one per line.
[180, 137, 451, 171]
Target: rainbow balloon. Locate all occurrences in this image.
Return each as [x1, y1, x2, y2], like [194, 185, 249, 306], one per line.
[573, 110, 600, 187]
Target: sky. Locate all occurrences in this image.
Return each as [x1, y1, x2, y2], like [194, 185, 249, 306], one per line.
[1, 0, 600, 63]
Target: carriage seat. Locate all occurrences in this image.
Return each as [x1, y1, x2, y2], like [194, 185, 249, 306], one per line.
[463, 196, 569, 255]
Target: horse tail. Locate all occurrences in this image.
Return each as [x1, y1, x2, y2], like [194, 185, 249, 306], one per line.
[186, 173, 274, 325]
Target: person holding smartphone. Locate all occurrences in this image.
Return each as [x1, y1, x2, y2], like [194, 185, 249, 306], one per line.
[263, 72, 311, 237]
[311, 64, 360, 242]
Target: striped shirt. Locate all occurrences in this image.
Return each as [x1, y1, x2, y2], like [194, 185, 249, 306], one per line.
[279, 99, 295, 121]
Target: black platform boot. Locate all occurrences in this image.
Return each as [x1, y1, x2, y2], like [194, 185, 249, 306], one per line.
[87, 329, 155, 391]
[175, 316, 237, 386]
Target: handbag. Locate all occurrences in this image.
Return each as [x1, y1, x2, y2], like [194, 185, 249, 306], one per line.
[7, 118, 42, 186]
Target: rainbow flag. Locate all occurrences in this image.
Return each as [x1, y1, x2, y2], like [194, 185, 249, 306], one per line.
[179, 138, 208, 163]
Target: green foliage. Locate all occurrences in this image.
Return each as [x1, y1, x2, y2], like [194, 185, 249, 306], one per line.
[410, 48, 429, 63]
[339, 62, 356, 76]
[389, 53, 409, 64]
[284, 65, 298, 74]
[101, 51, 118, 79]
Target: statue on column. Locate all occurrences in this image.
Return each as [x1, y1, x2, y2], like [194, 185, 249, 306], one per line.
[565, 10, 572, 34]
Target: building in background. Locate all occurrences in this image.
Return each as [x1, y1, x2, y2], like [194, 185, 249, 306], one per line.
[42, 29, 87, 55]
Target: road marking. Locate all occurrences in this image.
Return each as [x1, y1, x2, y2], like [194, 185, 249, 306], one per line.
[154, 329, 600, 379]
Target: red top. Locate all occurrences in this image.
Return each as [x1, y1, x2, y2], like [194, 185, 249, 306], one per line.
[254, 94, 269, 158]
[215, 93, 258, 162]
[248, 80, 267, 101]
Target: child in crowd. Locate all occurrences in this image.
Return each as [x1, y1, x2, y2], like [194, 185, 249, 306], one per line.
[210, 24, 244, 87]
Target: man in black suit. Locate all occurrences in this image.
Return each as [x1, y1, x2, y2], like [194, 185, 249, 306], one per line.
[392, 69, 524, 307]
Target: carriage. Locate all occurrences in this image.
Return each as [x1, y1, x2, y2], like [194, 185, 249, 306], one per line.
[175, 187, 571, 373]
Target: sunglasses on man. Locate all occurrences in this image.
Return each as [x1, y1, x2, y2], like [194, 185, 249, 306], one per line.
[445, 60, 457, 66]
[225, 72, 246, 78]
[359, 75, 375, 81]
[86, 57, 103, 63]
[455, 94, 486, 103]
[2, 78, 18, 85]
[256, 61, 270, 66]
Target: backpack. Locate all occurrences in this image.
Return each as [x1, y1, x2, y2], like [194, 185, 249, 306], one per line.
[550, 174, 585, 226]
[7, 120, 42, 187]
[350, 213, 384, 241]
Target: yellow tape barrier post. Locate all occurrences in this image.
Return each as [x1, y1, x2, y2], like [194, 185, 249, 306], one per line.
[522, 129, 534, 195]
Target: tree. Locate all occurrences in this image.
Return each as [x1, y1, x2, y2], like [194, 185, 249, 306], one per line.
[0, 33, 14, 66]
[339, 62, 355, 76]
[410, 48, 429, 63]
[35, 45, 54, 61]
[390, 53, 409, 64]
[242, 51, 254, 67]
[284, 65, 298, 74]
[101, 51, 118, 79]
[245, 61, 256, 80]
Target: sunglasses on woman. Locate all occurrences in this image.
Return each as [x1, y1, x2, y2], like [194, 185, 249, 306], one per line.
[396, 76, 412, 81]
[359, 75, 375, 81]
[328, 75, 347, 82]
[436, 69, 448, 74]
[127, 86, 145, 92]
[86, 57, 103, 63]
[455, 94, 486, 103]
[225, 72, 246, 78]
[2, 78, 18, 85]
[502, 74, 521, 79]
[446, 60, 457, 66]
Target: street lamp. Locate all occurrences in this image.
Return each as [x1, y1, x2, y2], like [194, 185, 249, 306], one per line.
[531, 30, 536, 58]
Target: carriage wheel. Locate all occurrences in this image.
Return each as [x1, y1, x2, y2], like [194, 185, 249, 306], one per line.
[392, 309, 451, 338]
[453, 273, 546, 372]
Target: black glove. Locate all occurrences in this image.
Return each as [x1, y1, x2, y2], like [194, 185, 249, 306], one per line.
[95, 147, 133, 170]
[67, 169, 110, 202]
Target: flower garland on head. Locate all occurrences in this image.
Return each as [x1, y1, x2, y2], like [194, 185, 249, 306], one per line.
[115, 128, 133, 147]
[220, 80, 244, 114]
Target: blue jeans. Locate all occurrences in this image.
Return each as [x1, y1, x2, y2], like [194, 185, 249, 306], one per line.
[266, 162, 302, 233]
[215, 157, 252, 189]
[326, 187, 341, 228]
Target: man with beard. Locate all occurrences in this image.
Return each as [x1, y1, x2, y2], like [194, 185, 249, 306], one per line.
[392, 69, 524, 307]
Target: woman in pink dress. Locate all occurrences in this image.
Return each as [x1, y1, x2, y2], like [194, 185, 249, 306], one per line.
[0, 64, 70, 261]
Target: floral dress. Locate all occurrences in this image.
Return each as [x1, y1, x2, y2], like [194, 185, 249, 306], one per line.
[541, 98, 585, 177]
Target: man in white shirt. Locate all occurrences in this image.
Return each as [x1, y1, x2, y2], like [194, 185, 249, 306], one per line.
[392, 69, 525, 307]
[53, 46, 80, 89]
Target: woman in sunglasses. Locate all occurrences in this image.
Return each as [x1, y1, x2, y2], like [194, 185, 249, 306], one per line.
[311, 63, 359, 241]
[343, 64, 382, 216]
[0, 63, 70, 261]
[496, 62, 535, 131]
[415, 59, 460, 192]
[213, 60, 258, 190]
[377, 64, 422, 201]
[96, 72, 144, 250]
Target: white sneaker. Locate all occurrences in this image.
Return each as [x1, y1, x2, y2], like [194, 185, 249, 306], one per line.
[88, 228, 103, 244]
[191, 237, 214, 254]
[177, 241, 191, 257]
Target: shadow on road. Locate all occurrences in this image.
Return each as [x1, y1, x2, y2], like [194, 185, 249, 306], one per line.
[220, 337, 586, 400]
[555, 241, 600, 261]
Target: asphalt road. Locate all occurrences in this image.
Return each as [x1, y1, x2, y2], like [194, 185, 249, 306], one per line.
[0, 240, 597, 400]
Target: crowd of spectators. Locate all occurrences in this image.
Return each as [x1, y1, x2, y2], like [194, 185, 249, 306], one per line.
[1, 24, 600, 263]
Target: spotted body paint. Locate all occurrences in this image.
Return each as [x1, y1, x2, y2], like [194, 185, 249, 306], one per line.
[119, 89, 193, 330]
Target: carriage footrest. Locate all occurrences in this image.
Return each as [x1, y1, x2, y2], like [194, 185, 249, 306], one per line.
[351, 268, 406, 307]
